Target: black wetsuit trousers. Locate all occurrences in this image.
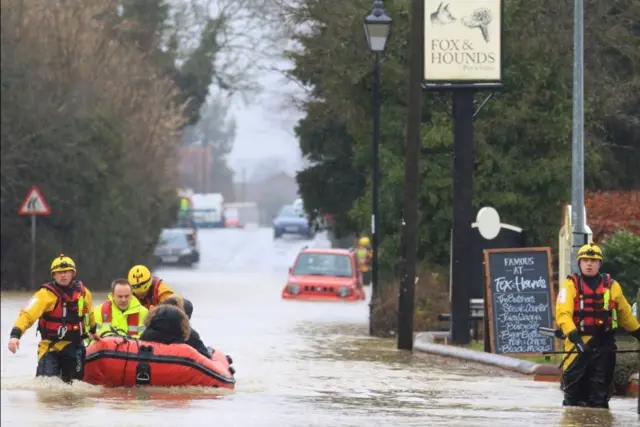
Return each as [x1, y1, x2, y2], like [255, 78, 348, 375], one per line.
[561, 334, 616, 409]
[36, 343, 86, 384]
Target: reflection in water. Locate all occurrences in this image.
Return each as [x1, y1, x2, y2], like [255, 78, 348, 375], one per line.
[35, 389, 96, 410]
[98, 386, 228, 411]
[557, 407, 616, 427]
[1, 229, 638, 427]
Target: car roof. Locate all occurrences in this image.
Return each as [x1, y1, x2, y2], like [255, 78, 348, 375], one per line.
[298, 248, 352, 256]
[161, 228, 189, 235]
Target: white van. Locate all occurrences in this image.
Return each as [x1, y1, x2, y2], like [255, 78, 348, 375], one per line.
[191, 193, 224, 228]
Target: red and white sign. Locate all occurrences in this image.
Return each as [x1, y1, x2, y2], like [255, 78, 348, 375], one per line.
[18, 185, 51, 216]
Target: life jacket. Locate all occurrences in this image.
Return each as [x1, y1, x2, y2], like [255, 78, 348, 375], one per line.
[357, 248, 370, 271]
[100, 301, 140, 336]
[139, 277, 163, 309]
[37, 281, 88, 342]
[569, 273, 618, 335]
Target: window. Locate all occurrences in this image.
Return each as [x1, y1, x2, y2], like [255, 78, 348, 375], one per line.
[160, 230, 188, 246]
[279, 205, 304, 218]
[293, 253, 353, 277]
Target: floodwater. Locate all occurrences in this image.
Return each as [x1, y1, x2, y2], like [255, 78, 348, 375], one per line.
[1, 228, 637, 426]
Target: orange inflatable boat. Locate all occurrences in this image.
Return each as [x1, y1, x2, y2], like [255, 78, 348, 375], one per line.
[83, 336, 236, 389]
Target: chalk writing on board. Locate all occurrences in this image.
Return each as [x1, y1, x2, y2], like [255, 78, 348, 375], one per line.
[486, 249, 555, 354]
[495, 294, 551, 352]
[494, 276, 548, 293]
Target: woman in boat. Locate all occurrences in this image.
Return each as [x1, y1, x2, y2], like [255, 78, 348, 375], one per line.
[139, 304, 190, 345]
[159, 295, 210, 358]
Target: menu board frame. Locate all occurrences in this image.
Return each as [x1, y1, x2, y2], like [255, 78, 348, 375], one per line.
[483, 246, 557, 356]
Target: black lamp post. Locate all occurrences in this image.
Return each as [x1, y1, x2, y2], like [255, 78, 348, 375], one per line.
[364, 0, 392, 335]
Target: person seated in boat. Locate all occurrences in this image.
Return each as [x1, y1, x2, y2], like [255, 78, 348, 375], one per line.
[93, 279, 148, 339]
[160, 295, 210, 358]
[127, 265, 175, 310]
[139, 304, 190, 345]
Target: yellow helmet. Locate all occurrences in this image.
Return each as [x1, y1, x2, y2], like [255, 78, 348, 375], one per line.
[577, 242, 604, 262]
[128, 265, 152, 295]
[359, 237, 370, 246]
[50, 254, 76, 276]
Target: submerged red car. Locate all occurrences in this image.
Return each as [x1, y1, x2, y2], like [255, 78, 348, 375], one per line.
[281, 248, 366, 301]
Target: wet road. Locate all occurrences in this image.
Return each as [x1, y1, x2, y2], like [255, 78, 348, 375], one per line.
[1, 228, 637, 426]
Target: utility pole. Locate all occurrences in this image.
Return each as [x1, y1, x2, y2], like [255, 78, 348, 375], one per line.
[201, 143, 208, 193]
[397, 0, 423, 351]
[570, 0, 587, 271]
[242, 168, 247, 202]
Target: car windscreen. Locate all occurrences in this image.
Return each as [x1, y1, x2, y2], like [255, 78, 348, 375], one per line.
[279, 205, 303, 218]
[225, 208, 239, 219]
[175, 217, 196, 228]
[159, 230, 188, 247]
[293, 253, 353, 277]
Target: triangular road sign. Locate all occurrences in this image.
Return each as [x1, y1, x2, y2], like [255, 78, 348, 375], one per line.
[18, 185, 51, 215]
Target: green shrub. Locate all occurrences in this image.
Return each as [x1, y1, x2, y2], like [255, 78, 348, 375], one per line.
[613, 339, 639, 395]
[600, 229, 640, 300]
[371, 263, 449, 337]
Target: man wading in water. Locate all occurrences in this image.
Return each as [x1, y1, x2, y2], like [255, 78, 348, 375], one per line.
[555, 243, 640, 408]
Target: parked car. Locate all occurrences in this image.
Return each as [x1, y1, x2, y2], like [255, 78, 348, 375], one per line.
[273, 205, 314, 239]
[154, 228, 199, 267]
[223, 207, 243, 228]
[281, 248, 366, 301]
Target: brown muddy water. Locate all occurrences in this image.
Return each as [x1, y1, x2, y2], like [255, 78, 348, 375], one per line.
[1, 228, 637, 426]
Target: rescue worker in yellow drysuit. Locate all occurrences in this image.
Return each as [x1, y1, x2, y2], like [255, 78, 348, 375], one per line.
[555, 242, 640, 408]
[7, 254, 100, 383]
[93, 279, 148, 339]
[127, 264, 175, 310]
[356, 236, 373, 286]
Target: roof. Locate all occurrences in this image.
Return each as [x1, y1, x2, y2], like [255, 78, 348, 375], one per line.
[299, 247, 352, 255]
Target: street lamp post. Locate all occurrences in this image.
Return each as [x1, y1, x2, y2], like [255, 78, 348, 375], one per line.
[364, 0, 392, 336]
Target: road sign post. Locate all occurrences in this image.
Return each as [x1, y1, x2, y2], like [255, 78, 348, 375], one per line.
[18, 186, 52, 289]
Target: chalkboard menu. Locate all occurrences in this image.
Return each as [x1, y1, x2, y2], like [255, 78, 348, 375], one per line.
[483, 247, 556, 355]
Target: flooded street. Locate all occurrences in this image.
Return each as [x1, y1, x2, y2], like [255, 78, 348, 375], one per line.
[1, 228, 637, 426]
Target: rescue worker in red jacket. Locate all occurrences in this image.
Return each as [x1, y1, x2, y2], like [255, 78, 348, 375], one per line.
[127, 264, 175, 310]
[555, 243, 640, 408]
[6, 254, 100, 383]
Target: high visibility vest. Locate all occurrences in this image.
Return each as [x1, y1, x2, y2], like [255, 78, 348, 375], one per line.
[357, 248, 370, 271]
[100, 301, 141, 337]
